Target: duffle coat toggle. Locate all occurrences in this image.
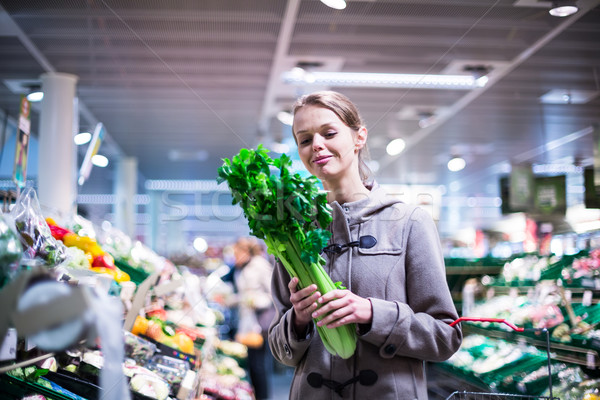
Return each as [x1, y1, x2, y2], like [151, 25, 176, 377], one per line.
[306, 369, 378, 397]
[322, 235, 377, 255]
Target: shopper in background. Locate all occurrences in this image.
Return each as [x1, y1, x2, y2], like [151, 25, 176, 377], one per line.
[232, 237, 276, 400]
[268, 91, 462, 399]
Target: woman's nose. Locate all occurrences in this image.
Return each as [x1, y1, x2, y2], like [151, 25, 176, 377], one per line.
[312, 134, 325, 150]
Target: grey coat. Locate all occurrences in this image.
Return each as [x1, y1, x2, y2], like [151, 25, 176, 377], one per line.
[268, 183, 462, 399]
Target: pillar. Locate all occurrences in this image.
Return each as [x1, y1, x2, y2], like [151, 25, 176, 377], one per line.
[114, 156, 138, 238]
[37, 72, 78, 218]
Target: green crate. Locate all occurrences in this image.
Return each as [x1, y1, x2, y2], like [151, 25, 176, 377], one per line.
[115, 259, 151, 285]
[0, 373, 76, 400]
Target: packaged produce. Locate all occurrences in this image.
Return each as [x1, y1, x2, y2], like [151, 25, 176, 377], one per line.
[124, 330, 157, 365]
[129, 373, 170, 400]
[11, 188, 66, 266]
[0, 212, 23, 285]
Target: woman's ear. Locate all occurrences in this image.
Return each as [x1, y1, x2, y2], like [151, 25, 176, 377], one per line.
[355, 126, 368, 150]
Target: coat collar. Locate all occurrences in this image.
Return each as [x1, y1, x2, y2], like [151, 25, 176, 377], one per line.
[329, 181, 404, 227]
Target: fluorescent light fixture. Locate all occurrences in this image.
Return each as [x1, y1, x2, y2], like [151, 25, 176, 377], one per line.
[549, 1, 578, 17]
[320, 0, 346, 10]
[282, 70, 484, 90]
[26, 91, 43, 102]
[91, 154, 109, 167]
[277, 111, 293, 126]
[74, 132, 92, 145]
[448, 156, 466, 172]
[386, 138, 406, 156]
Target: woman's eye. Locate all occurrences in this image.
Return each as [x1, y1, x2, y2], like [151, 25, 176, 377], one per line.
[299, 137, 311, 145]
[325, 131, 337, 137]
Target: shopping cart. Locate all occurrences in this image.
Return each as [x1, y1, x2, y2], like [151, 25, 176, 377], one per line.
[444, 317, 560, 400]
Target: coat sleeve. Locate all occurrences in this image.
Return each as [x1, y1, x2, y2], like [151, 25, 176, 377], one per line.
[359, 207, 462, 362]
[267, 260, 315, 366]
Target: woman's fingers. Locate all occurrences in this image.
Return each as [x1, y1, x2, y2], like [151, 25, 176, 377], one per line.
[289, 278, 320, 324]
[312, 290, 372, 327]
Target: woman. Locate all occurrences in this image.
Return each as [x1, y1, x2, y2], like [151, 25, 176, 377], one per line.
[233, 237, 276, 400]
[268, 91, 462, 399]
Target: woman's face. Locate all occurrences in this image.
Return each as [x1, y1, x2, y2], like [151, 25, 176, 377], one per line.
[293, 105, 365, 185]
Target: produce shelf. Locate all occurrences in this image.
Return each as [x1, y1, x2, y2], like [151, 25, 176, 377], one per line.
[462, 323, 600, 369]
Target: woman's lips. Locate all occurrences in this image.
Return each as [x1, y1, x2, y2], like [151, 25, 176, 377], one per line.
[313, 155, 331, 165]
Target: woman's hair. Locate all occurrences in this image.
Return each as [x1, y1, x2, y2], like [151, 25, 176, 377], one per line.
[292, 90, 372, 184]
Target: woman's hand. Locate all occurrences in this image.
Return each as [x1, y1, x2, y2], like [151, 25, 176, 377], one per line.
[312, 289, 372, 329]
[288, 277, 320, 332]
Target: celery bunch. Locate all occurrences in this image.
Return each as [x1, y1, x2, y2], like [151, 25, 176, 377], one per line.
[217, 145, 357, 359]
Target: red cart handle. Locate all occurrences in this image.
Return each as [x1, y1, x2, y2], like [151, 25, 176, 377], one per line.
[450, 317, 524, 332]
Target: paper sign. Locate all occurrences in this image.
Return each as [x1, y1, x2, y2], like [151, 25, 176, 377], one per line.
[13, 96, 31, 188]
[78, 122, 105, 185]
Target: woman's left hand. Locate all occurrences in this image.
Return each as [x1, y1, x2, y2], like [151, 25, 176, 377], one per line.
[311, 290, 372, 329]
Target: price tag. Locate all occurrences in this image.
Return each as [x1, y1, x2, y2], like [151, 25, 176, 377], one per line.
[509, 288, 518, 298]
[583, 290, 593, 307]
[595, 279, 600, 290]
[587, 351, 596, 369]
[564, 290, 572, 302]
[0, 328, 17, 361]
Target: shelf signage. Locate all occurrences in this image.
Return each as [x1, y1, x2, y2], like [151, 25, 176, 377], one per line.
[509, 164, 533, 212]
[13, 96, 31, 189]
[78, 122, 105, 186]
[533, 175, 566, 216]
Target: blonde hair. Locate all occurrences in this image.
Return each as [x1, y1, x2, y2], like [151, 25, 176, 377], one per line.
[292, 91, 372, 184]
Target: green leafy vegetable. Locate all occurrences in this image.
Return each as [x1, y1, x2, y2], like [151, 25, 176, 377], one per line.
[217, 145, 357, 359]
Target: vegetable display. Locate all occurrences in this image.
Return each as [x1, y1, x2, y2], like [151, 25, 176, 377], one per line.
[217, 145, 357, 359]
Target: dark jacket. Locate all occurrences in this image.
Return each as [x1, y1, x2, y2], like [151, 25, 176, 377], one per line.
[268, 183, 462, 399]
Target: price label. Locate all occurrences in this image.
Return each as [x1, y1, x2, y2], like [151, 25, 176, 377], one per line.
[509, 288, 518, 298]
[564, 290, 572, 302]
[0, 328, 17, 361]
[583, 290, 593, 307]
[587, 351, 596, 368]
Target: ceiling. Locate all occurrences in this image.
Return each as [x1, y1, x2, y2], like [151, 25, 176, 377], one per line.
[0, 0, 599, 245]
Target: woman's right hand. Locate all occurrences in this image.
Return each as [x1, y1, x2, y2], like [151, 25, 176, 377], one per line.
[288, 277, 320, 332]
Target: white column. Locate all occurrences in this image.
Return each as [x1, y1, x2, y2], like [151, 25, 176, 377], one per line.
[37, 72, 78, 218]
[114, 157, 138, 238]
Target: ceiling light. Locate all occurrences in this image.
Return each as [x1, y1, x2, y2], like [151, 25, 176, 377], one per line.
[276, 110, 293, 126]
[193, 237, 208, 253]
[320, 0, 346, 10]
[386, 138, 406, 156]
[282, 70, 483, 90]
[549, 1, 579, 17]
[74, 132, 92, 145]
[26, 90, 43, 102]
[91, 154, 109, 167]
[448, 156, 466, 172]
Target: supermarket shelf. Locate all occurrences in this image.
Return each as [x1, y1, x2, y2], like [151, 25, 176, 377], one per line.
[463, 324, 600, 369]
[446, 266, 504, 275]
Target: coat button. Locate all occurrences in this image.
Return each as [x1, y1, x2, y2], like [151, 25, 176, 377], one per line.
[384, 344, 396, 355]
[284, 344, 291, 355]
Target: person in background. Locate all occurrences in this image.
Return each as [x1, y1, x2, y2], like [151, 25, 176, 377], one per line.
[268, 91, 462, 399]
[233, 237, 276, 400]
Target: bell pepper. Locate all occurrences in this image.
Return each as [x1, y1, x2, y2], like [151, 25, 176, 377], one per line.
[92, 253, 116, 270]
[45, 218, 73, 240]
[90, 266, 130, 283]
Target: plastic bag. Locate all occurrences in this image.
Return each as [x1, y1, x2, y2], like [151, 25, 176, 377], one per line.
[234, 306, 264, 348]
[0, 212, 23, 287]
[11, 188, 67, 266]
